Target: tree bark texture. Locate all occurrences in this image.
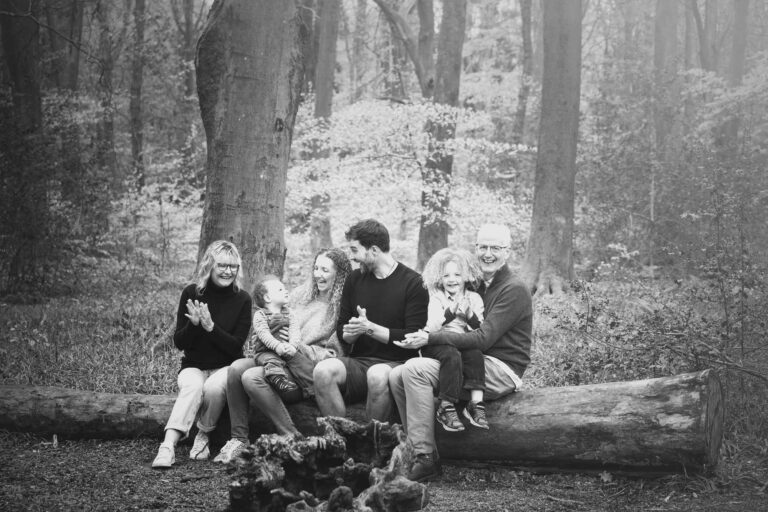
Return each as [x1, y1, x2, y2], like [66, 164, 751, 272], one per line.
[196, 0, 308, 288]
[43, 0, 83, 90]
[0, 370, 723, 474]
[129, 0, 146, 188]
[511, 0, 533, 145]
[0, 0, 47, 293]
[94, 0, 119, 189]
[522, 0, 581, 296]
[416, 0, 466, 271]
[308, 0, 340, 252]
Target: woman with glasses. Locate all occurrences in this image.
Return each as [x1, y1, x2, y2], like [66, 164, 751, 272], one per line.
[152, 240, 253, 469]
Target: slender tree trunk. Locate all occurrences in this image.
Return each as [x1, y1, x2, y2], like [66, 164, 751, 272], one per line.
[309, 0, 340, 252]
[416, 0, 465, 270]
[351, 0, 367, 101]
[511, 0, 532, 145]
[94, 0, 119, 191]
[0, 0, 47, 292]
[717, 0, 749, 154]
[171, 0, 206, 183]
[373, 0, 433, 98]
[196, 0, 308, 288]
[129, 0, 146, 189]
[522, 0, 581, 296]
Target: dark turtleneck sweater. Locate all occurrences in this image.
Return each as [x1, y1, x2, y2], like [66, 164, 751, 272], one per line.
[173, 281, 253, 371]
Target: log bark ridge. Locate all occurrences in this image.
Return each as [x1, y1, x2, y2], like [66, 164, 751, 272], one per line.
[0, 370, 723, 474]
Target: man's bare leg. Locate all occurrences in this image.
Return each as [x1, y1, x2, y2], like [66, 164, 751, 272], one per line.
[366, 363, 394, 421]
[313, 358, 347, 417]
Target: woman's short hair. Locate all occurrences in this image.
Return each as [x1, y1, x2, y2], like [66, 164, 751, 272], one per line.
[421, 247, 482, 294]
[194, 240, 244, 294]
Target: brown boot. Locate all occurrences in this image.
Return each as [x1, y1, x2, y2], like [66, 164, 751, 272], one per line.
[408, 452, 442, 482]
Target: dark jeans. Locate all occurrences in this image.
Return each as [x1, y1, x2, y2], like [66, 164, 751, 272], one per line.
[419, 345, 485, 403]
[254, 346, 317, 397]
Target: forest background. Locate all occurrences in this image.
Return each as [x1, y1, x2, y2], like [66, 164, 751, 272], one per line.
[1, 0, 767, 504]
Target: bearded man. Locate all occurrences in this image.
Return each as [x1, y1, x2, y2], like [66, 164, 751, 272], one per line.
[313, 219, 429, 421]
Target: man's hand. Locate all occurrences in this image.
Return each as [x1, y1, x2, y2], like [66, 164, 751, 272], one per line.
[394, 329, 428, 349]
[342, 306, 371, 338]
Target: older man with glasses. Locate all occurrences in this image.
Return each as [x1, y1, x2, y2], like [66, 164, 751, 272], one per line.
[389, 223, 533, 482]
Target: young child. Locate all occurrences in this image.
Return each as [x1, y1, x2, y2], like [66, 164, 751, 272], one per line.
[419, 248, 489, 432]
[250, 276, 308, 394]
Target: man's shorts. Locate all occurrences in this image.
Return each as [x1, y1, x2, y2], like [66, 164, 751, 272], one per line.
[337, 356, 403, 404]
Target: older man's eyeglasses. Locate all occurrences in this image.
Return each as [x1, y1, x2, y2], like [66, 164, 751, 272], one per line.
[216, 263, 240, 271]
[476, 244, 508, 254]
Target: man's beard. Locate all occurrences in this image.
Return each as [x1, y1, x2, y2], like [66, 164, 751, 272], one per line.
[358, 261, 370, 274]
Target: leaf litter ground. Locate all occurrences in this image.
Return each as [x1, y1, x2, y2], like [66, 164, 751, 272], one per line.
[1, 431, 765, 511]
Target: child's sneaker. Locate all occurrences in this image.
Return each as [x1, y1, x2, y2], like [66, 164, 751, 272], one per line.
[189, 430, 210, 460]
[151, 443, 175, 469]
[266, 374, 299, 393]
[435, 402, 465, 432]
[463, 401, 489, 429]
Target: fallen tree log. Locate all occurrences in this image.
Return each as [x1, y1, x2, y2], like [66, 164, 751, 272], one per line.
[0, 370, 723, 474]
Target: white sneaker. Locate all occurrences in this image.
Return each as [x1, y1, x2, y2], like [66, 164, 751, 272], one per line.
[151, 444, 175, 469]
[189, 431, 210, 460]
[213, 439, 246, 464]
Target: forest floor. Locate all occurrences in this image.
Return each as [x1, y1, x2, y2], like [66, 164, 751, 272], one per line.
[1, 430, 766, 512]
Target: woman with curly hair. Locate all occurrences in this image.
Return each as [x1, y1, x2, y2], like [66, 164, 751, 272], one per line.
[214, 248, 352, 463]
[398, 247, 488, 433]
[152, 240, 253, 469]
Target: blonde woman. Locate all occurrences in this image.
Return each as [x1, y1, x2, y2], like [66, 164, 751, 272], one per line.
[152, 240, 253, 469]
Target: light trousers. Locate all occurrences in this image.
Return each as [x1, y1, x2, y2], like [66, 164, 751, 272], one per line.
[165, 366, 228, 436]
[389, 355, 520, 455]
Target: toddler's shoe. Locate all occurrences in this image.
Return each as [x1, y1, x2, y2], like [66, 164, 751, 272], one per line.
[463, 401, 489, 430]
[435, 402, 465, 432]
[266, 374, 299, 393]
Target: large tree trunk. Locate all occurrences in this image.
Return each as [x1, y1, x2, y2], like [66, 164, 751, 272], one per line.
[0, 370, 723, 474]
[415, 0, 466, 270]
[129, 0, 146, 189]
[196, 0, 308, 287]
[0, 0, 47, 294]
[521, 0, 581, 296]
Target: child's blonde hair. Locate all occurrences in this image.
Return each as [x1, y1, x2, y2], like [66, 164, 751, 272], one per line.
[421, 248, 482, 294]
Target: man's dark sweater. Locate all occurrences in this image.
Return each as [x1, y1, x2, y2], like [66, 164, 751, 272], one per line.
[429, 264, 532, 377]
[173, 282, 253, 371]
[336, 263, 429, 361]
